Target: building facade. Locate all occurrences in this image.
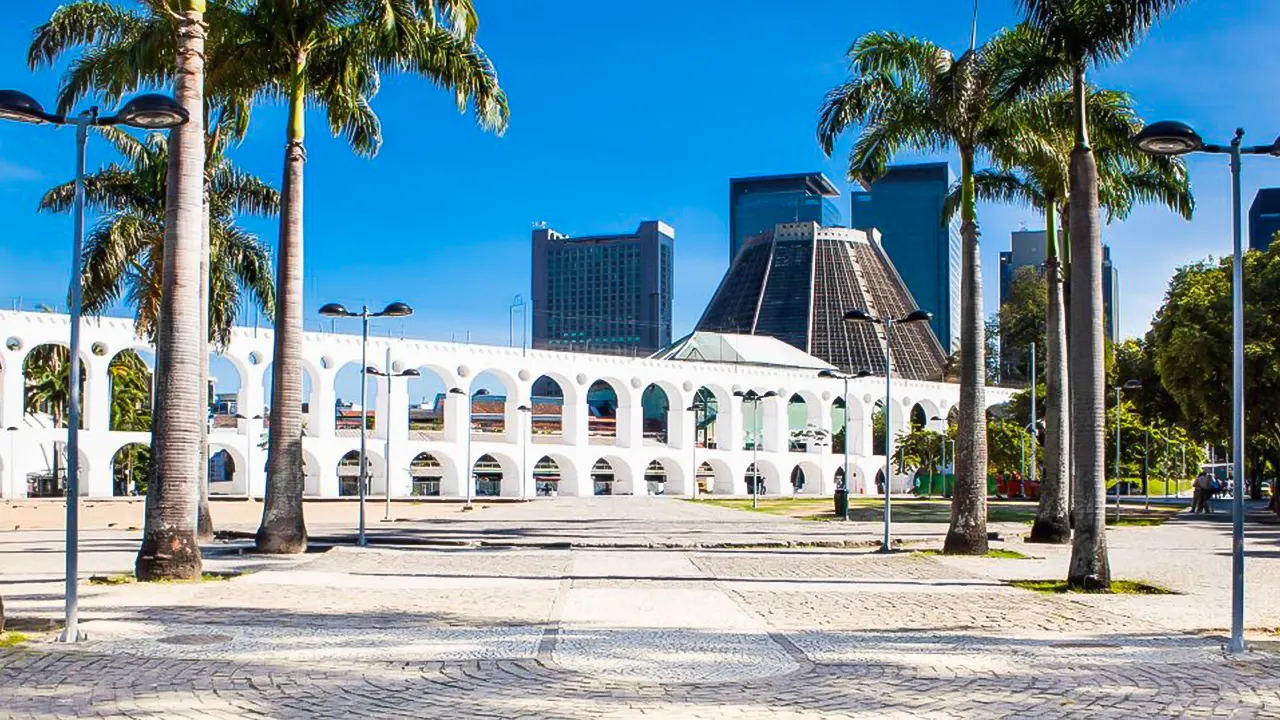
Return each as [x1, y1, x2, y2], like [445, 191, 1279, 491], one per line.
[531, 221, 674, 356]
[849, 163, 961, 352]
[0, 310, 1012, 501]
[1249, 188, 1280, 252]
[1102, 245, 1119, 344]
[695, 222, 946, 381]
[729, 173, 841, 262]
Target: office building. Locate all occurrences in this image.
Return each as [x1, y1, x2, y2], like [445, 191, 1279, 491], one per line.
[729, 173, 841, 262]
[997, 230, 1120, 377]
[849, 162, 961, 352]
[695, 222, 946, 381]
[531, 220, 674, 355]
[1249, 188, 1280, 251]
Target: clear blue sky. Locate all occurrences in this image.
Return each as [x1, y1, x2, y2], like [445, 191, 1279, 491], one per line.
[2, 0, 1279, 357]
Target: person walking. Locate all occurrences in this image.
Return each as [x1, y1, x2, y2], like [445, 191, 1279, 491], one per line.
[1193, 471, 1213, 514]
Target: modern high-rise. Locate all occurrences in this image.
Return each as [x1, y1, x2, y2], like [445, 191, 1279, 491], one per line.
[997, 229, 1120, 373]
[1249, 188, 1280, 252]
[729, 172, 841, 262]
[849, 162, 961, 352]
[531, 220, 675, 355]
[695, 222, 946, 381]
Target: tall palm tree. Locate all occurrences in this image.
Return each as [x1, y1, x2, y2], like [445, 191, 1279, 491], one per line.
[200, 0, 508, 554]
[943, 86, 1191, 544]
[1016, 0, 1188, 588]
[39, 125, 277, 347]
[818, 27, 1050, 554]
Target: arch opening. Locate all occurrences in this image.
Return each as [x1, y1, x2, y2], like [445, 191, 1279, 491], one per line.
[530, 375, 565, 438]
[23, 343, 87, 429]
[591, 457, 616, 495]
[111, 442, 151, 496]
[534, 455, 562, 497]
[410, 452, 445, 496]
[108, 349, 154, 432]
[587, 380, 619, 445]
[692, 387, 721, 449]
[406, 366, 450, 440]
[641, 384, 670, 445]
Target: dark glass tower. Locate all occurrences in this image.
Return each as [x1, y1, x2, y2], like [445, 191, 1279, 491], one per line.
[696, 222, 946, 381]
[1249, 188, 1280, 252]
[531, 221, 674, 355]
[849, 162, 960, 352]
[729, 173, 841, 262]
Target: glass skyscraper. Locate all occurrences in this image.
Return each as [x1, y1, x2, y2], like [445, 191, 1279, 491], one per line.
[849, 162, 961, 352]
[531, 221, 674, 355]
[1249, 188, 1280, 252]
[728, 173, 841, 262]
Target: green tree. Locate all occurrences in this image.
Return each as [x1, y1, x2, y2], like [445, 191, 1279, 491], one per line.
[1016, 0, 1190, 589]
[987, 418, 1030, 477]
[893, 428, 945, 487]
[817, 26, 1055, 554]
[1150, 246, 1280, 509]
[108, 350, 153, 432]
[998, 266, 1048, 384]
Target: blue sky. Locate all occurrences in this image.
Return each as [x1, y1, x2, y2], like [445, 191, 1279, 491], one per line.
[2, 0, 1279, 360]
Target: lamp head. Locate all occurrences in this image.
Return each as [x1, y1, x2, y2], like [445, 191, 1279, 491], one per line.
[474, 388, 491, 397]
[818, 369, 839, 379]
[448, 387, 466, 395]
[1123, 379, 1143, 390]
[318, 302, 352, 317]
[377, 301, 413, 318]
[399, 368, 421, 378]
[517, 405, 532, 412]
[843, 308, 877, 324]
[1133, 120, 1203, 156]
[855, 369, 873, 378]
[365, 366, 383, 376]
[760, 390, 779, 399]
[108, 93, 188, 129]
[901, 309, 933, 324]
[0, 90, 61, 124]
[686, 405, 698, 411]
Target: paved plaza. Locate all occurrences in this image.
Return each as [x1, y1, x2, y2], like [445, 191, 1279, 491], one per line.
[3, 498, 1280, 718]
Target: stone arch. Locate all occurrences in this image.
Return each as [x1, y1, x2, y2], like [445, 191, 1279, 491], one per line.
[472, 452, 519, 497]
[107, 348, 154, 432]
[468, 370, 514, 440]
[529, 374, 568, 438]
[590, 455, 634, 496]
[692, 385, 729, 450]
[25, 440, 90, 497]
[110, 442, 151, 496]
[696, 458, 734, 495]
[208, 352, 246, 429]
[263, 361, 317, 436]
[535, 452, 580, 497]
[872, 399, 887, 456]
[642, 457, 687, 496]
[641, 383, 671, 445]
[788, 390, 826, 452]
[22, 342, 89, 429]
[207, 443, 244, 496]
[301, 448, 322, 497]
[407, 364, 452, 441]
[409, 451, 450, 496]
[587, 378, 623, 445]
[336, 448, 385, 496]
[332, 361, 375, 437]
[792, 459, 824, 495]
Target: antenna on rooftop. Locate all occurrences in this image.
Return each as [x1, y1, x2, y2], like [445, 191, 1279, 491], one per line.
[532, 220, 547, 229]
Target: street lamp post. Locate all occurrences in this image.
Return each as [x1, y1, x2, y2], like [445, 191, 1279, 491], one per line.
[685, 402, 700, 499]
[5, 426, 17, 500]
[449, 387, 488, 507]
[843, 307, 933, 552]
[319, 301, 414, 546]
[820, 369, 872, 518]
[1028, 342, 1036, 498]
[517, 404, 532, 500]
[1114, 379, 1142, 523]
[733, 389, 778, 509]
[367, 360, 420, 521]
[1136, 120, 1280, 655]
[233, 413, 264, 499]
[0, 89, 188, 644]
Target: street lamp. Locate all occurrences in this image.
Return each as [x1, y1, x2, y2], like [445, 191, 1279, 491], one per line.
[517, 404, 532, 500]
[0, 89, 187, 645]
[1136, 121, 1279, 655]
[233, 413, 264, 500]
[929, 415, 955, 498]
[733, 389, 778, 509]
[4, 426, 17, 500]
[1114, 379, 1142, 523]
[685, 403, 701, 499]
[843, 307, 932, 552]
[366, 364, 420, 521]
[319, 301, 414, 546]
[449, 387, 489, 507]
[820, 368, 872, 519]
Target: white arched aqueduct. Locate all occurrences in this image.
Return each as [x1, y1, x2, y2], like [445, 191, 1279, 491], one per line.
[0, 311, 1013, 500]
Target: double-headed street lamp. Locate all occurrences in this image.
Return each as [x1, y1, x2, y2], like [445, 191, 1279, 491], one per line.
[1135, 121, 1280, 655]
[233, 413, 264, 500]
[319, 301, 414, 546]
[1114, 379, 1142, 523]
[819, 368, 872, 519]
[1, 89, 188, 644]
[685, 402, 702, 499]
[732, 389, 778, 509]
[366, 363, 420, 520]
[517, 404, 532, 500]
[843, 308, 932, 552]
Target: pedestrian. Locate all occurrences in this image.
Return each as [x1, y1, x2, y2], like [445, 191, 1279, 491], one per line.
[1192, 471, 1209, 513]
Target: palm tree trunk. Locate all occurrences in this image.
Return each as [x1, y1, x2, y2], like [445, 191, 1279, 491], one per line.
[256, 58, 309, 554]
[136, 4, 206, 581]
[944, 147, 989, 555]
[197, 190, 214, 541]
[1030, 200, 1070, 543]
[1066, 65, 1110, 589]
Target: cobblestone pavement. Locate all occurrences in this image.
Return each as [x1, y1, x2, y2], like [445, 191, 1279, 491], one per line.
[3, 500, 1280, 718]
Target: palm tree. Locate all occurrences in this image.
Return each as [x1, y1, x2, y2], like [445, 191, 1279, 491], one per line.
[1016, 0, 1188, 588]
[942, 87, 1191, 544]
[39, 125, 277, 346]
[197, 0, 508, 554]
[818, 27, 1051, 554]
